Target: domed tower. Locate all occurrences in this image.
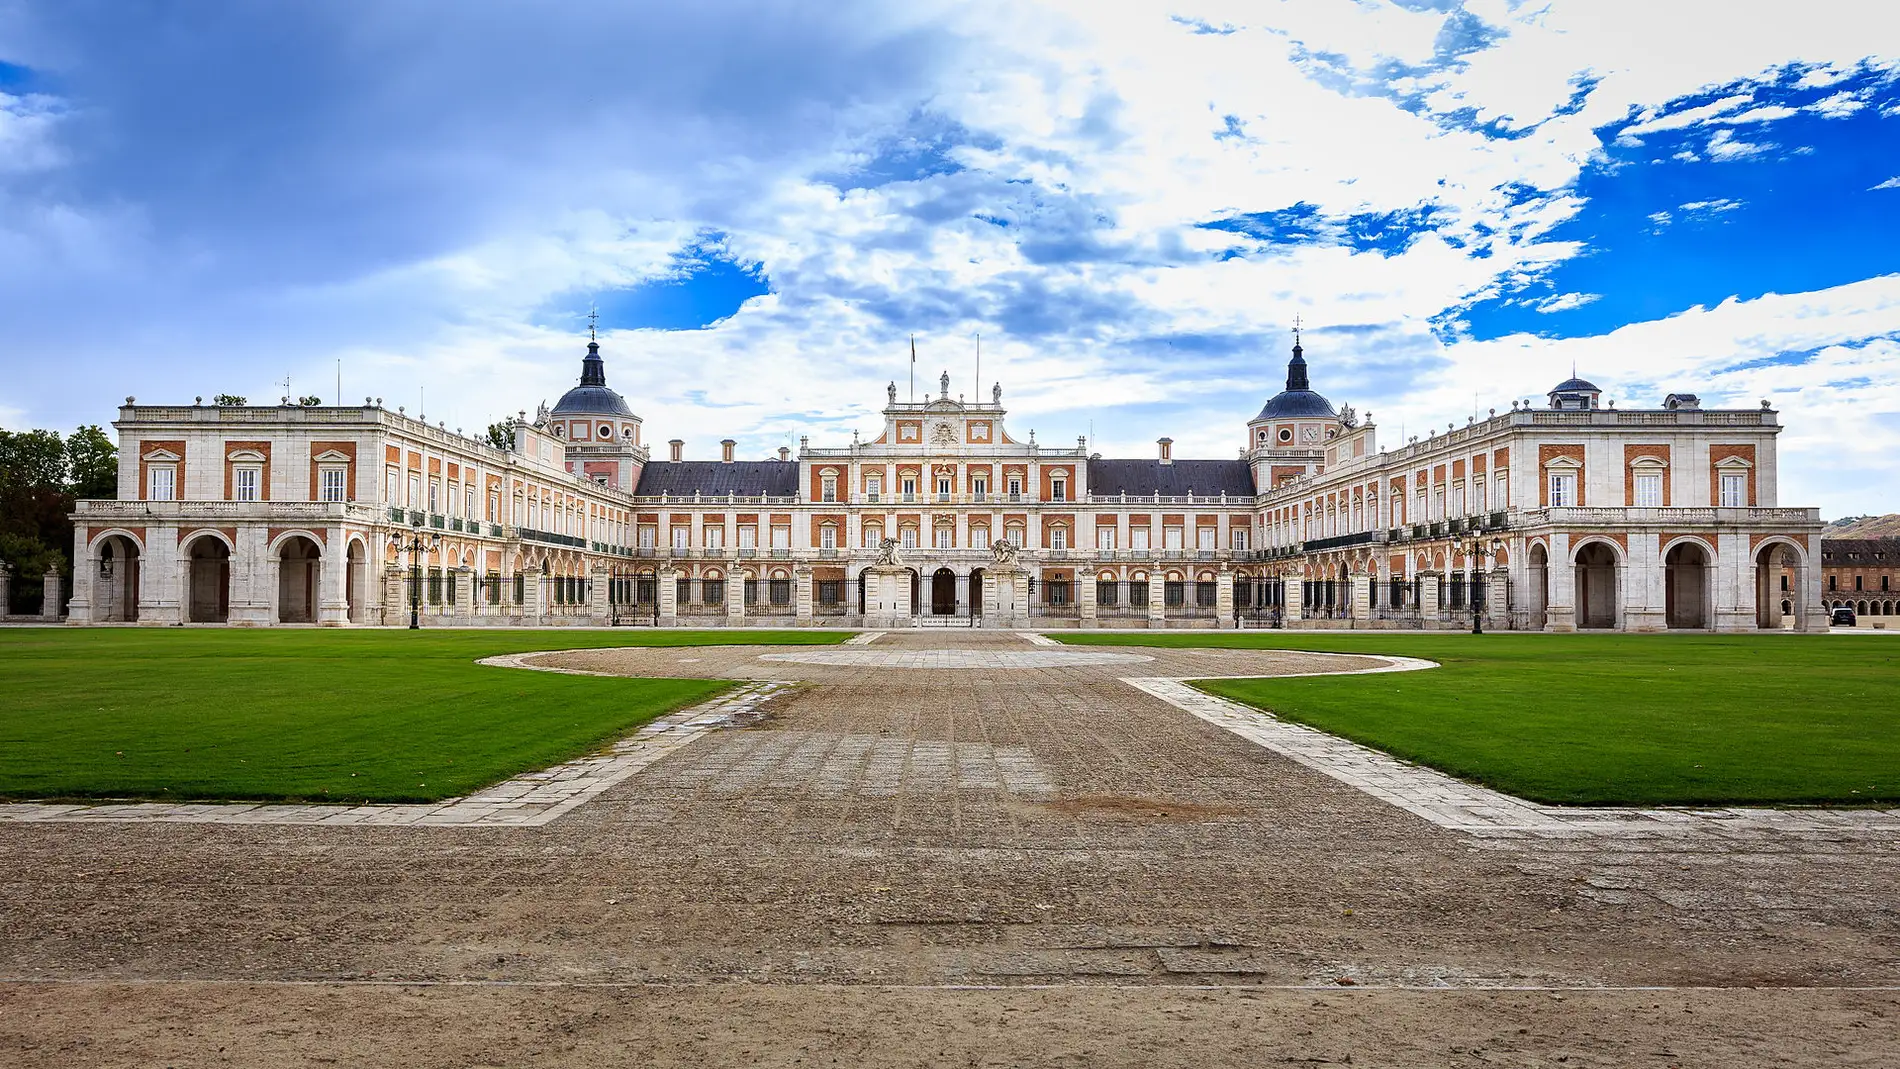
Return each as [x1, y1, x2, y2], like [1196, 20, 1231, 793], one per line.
[1245, 331, 1348, 488]
[1546, 372, 1602, 411]
[548, 333, 647, 490]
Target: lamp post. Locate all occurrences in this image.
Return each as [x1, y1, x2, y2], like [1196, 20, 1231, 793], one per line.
[1468, 536, 1503, 634]
[389, 520, 441, 630]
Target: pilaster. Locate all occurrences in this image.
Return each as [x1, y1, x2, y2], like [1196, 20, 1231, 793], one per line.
[795, 565, 815, 624]
[725, 567, 747, 625]
[1078, 570, 1098, 627]
[454, 567, 476, 626]
[1418, 569, 1441, 627]
[658, 566, 679, 627]
[1146, 573, 1164, 627]
[40, 570, 63, 621]
[1349, 572, 1371, 623]
[1216, 568, 1236, 629]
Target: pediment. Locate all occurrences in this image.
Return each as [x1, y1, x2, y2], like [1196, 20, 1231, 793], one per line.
[142, 448, 182, 463]
[312, 449, 353, 464]
[226, 449, 268, 463]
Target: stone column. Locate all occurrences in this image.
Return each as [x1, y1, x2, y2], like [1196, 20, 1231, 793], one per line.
[41, 569, 63, 621]
[725, 568, 747, 626]
[521, 565, 544, 624]
[1146, 572, 1165, 627]
[318, 528, 351, 627]
[1350, 571, 1371, 624]
[1216, 568, 1236, 629]
[1078, 570, 1097, 628]
[1419, 569, 1441, 627]
[980, 569, 998, 625]
[454, 567, 476, 626]
[1282, 571, 1303, 626]
[0, 562, 11, 619]
[1542, 532, 1575, 631]
[228, 527, 273, 627]
[1713, 529, 1754, 633]
[588, 563, 610, 625]
[794, 565, 815, 625]
[65, 531, 93, 624]
[1488, 566, 1511, 629]
[658, 566, 679, 627]
[383, 563, 407, 625]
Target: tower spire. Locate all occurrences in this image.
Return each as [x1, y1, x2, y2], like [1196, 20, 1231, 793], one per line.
[1286, 318, 1310, 392]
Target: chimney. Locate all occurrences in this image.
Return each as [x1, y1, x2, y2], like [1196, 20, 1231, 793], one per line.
[1158, 437, 1174, 465]
[721, 438, 736, 463]
[777, 446, 791, 462]
[669, 439, 684, 462]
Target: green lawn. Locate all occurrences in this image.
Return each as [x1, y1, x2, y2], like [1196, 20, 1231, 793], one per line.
[1053, 631, 1900, 807]
[0, 628, 847, 804]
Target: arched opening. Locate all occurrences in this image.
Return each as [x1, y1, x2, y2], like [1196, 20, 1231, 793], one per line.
[1574, 541, 1619, 629]
[95, 534, 142, 622]
[186, 536, 231, 623]
[1664, 542, 1711, 630]
[1755, 542, 1801, 630]
[1859, 600, 1870, 617]
[931, 567, 957, 615]
[346, 540, 367, 623]
[856, 570, 868, 615]
[968, 567, 985, 618]
[277, 535, 322, 623]
[1528, 543, 1549, 630]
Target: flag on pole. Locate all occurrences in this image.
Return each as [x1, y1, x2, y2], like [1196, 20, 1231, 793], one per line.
[909, 335, 916, 401]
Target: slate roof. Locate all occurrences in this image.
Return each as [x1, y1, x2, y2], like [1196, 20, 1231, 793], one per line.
[1821, 538, 1900, 565]
[633, 460, 801, 497]
[1086, 459, 1256, 498]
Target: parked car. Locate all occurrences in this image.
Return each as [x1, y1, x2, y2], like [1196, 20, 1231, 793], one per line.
[1832, 606, 1857, 627]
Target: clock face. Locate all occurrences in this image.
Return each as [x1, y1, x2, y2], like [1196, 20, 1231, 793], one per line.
[1300, 426, 1320, 443]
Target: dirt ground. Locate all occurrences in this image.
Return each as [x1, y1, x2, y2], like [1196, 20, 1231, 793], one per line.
[1, 630, 1895, 1067]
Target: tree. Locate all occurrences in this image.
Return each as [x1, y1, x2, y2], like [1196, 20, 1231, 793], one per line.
[299, 395, 323, 407]
[213, 394, 246, 406]
[485, 420, 516, 452]
[0, 428, 74, 613]
[66, 425, 118, 500]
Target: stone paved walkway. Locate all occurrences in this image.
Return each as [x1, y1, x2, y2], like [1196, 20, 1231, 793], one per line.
[0, 682, 789, 827]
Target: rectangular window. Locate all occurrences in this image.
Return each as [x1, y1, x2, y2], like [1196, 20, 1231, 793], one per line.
[866, 475, 882, 502]
[1494, 474, 1508, 509]
[1097, 580, 1119, 607]
[1196, 528, 1215, 551]
[1050, 479, 1066, 502]
[1196, 582, 1218, 608]
[234, 467, 259, 502]
[1007, 477, 1022, 501]
[1548, 472, 1577, 507]
[428, 480, 440, 512]
[672, 526, 690, 550]
[1096, 527, 1116, 551]
[900, 477, 917, 501]
[1231, 529, 1249, 551]
[972, 476, 988, 500]
[1044, 579, 1071, 606]
[970, 527, 989, 549]
[1163, 527, 1184, 550]
[1451, 485, 1465, 516]
[1129, 582, 1149, 608]
[820, 475, 837, 502]
[1164, 581, 1185, 608]
[319, 467, 346, 502]
[771, 526, 791, 550]
[817, 580, 842, 605]
[408, 474, 421, 508]
[703, 579, 724, 604]
[704, 527, 724, 550]
[937, 476, 952, 500]
[820, 526, 837, 550]
[639, 526, 657, 549]
[465, 487, 475, 518]
[1633, 472, 1663, 507]
[1050, 527, 1068, 550]
[738, 526, 757, 550]
[1131, 527, 1150, 551]
[901, 528, 918, 549]
[148, 465, 176, 501]
[1719, 472, 1746, 507]
[935, 527, 953, 549]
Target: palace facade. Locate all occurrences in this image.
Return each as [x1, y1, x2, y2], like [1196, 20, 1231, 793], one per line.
[68, 335, 1828, 631]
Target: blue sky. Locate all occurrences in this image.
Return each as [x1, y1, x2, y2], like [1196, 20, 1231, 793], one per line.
[1, 0, 1897, 517]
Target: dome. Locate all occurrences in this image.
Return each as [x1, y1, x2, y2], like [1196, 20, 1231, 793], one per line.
[1253, 343, 1337, 421]
[550, 340, 635, 418]
[1550, 376, 1601, 394]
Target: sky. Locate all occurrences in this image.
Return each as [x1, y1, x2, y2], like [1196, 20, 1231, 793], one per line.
[1, 0, 1897, 518]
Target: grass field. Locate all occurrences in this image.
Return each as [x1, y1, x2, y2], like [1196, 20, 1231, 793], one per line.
[1054, 631, 1900, 807]
[0, 627, 847, 804]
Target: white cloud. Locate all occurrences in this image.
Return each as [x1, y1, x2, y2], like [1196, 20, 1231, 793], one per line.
[1706, 128, 1775, 159]
[1873, 176, 1900, 190]
[1535, 292, 1601, 313]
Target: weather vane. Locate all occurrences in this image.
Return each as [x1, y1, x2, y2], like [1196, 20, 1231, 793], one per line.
[1292, 313, 1303, 346]
[586, 305, 599, 342]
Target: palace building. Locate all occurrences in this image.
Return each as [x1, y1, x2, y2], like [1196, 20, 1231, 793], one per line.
[67, 333, 1829, 631]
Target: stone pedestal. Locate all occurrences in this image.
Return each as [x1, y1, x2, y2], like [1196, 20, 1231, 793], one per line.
[1216, 569, 1236, 628]
[41, 570, 63, 621]
[725, 569, 747, 626]
[794, 566, 815, 625]
[454, 567, 475, 625]
[1146, 573, 1165, 627]
[1350, 573, 1371, 623]
[864, 564, 913, 628]
[1418, 570, 1442, 627]
[589, 564, 610, 625]
[1078, 572, 1097, 627]
[658, 566, 679, 627]
[521, 566, 544, 623]
[1488, 566, 1510, 628]
[383, 565, 407, 626]
[1282, 573, 1303, 625]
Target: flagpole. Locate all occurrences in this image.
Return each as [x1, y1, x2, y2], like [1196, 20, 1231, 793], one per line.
[909, 335, 916, 402]
[975, 332, 980, 401]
